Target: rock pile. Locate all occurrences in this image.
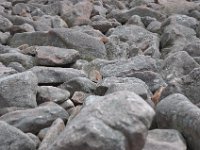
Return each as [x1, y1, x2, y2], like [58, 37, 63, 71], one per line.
[0, 0, 200, 149]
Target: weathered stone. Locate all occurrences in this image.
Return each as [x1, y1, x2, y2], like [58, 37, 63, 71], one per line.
[0, 15, 13, 32]
[61, 1, 93, 27]
[156, 93, 200, 150]
[160, 24, 196, 51]
[108, 6, 166, 24]
[143, 129, 187, 150]
[48, 91, 155, 150]
[9, 28, 107, 59]
[52, 16, 68, 28]
[38, 118, 65, 150]
[118, 70, 166, 93]
[9, 23, 35, 35]
[162, 14, 198, 30]
[0, 121, 36, 150]
[180, 67, 200, 104]
[161, 51, 199, 81]
[27, 133, 41, 149]
[100, 55, 158, 77]
[0, 62, 17, 78]
[59, 77, 97, 95]
[60, 99, 75, 113]
[0, 52, 36, 69]
[95, 77, 152, 101]
[158, 0, 199, 15]
[0, 32, 10, 44]
[71, 59, 89, 70]
[29, 66, 86, 84]
[0, 102, 69, 134]
[37, 127, 49, 141]
[106, 25, 160, 59]
[126, 15, 145, 27]
[0, 71, 37, 109]
[37, 86, 70, 104]
[91, 15, 120, 33]
[71, 91, 87, 104]
[147, 21, 161, 33]
[7, 61, 26, 72]
[34, 46, 80, 66]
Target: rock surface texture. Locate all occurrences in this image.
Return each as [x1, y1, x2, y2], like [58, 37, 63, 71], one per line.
[0, 0, 200, 149]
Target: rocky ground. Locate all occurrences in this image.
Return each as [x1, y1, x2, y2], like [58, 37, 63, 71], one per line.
[1, 0, 200, 150]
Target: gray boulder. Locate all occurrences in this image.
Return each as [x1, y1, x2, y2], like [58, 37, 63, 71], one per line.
[0, 102, 69, 134]
[162, 14, 198, 30]
[61, 1, 93, 27]
[0, 32, 10, 44]
[29, 66, 86, 84]
[0, 121, 36, 150]
[95, 77, 152, 105]
[0, 15, 13, 32]
[38, 118, 65, 150]
[160, 51, 199, 81]
[118, 70, 166, 93]
[9, 28, 107, 60]
[143, 129, 186, 150]
[27, 133, 41, 149]
[0, 71, 37, 109]
[108, 6, 166, 24]
[0, 62, 17, 78]
[34, 46, 80, 66]
[106, 25, 160, 59]
[59, 77, 97, 96]
[37, 86, 70, 104]
[0, 52, 36, 69]
[48, 91, 155, 150]
[100, 55, 158, 77]
[156, 93, 200, 150]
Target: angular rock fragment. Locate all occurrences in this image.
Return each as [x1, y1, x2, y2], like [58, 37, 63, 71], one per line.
[37, 86, 70, 104]
[9, 28, 107, 59]
[29, 66, 86, 84]
[0, 71, 37, 109]
[0, 102, 69, 134]
[38, 118, 65, 150]
[100, 55, 158, 77]
[0, 121, 36, 150]
[156, 93, 200, 150]
[48, 91, 155, 150]
[143, 129, 187, 150]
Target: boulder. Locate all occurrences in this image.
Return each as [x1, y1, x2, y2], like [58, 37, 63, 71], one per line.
[156, 93, 200, 150]
[37, 86, 70, 104]
[48, 91, 155, 150]
[0, 71, 38, 109]
[0, 52, 36, 69]
[160, 51, 199, 81]
[0, 121, 36, 150]
[106, 25, 160, 59]
[61, 1, 93, 27]
[143, 129, 187, 150]
[38, 118, 65, 150]
[108, 6, 166, 24]
[9, 28, 107, 59]
[29, 66, 86, 84]
[59, 77, 97, 95]
[0, 102, 69, 134]
[0, 62, 17, 78]
[100, 55, 158, 77]
[34, 46, 80, 66]
[0, 15, 13, 32]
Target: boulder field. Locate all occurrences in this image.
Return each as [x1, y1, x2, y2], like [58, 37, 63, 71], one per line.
[0, 0, 200, 149]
